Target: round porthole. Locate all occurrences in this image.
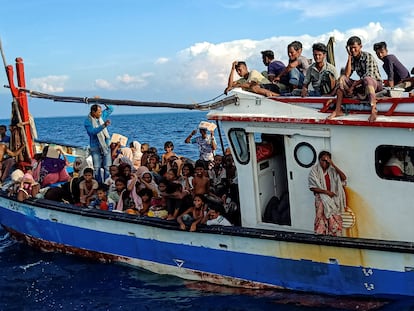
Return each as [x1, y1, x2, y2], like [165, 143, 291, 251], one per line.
[294, 142, 316, 168]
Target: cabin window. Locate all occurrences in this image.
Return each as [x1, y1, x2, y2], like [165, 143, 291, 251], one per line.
[294, 142, 316, 168]
[228, 129, 249, 164]
[376, 145, 414, 182]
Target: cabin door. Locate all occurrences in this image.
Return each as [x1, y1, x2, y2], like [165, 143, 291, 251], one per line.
[284, 134, 329, 231]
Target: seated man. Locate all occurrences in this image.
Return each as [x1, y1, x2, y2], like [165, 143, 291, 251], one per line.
[373, 41, 410, 88]
[0, 143, 25, 184]
[274, 41, 310, 91]
[0, 125, 10, 147]
[224, 61, 279, 97]
[261, 50, 289, 94]
[301, 42, 338, 97]
[328, 36, 383, 122]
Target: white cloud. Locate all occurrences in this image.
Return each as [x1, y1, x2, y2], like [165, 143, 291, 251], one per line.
[161, 21, 414, 93]
[30, 75, 69, 93]
[155, 57, 169, 64]
[116, 73, 148, 89]
[95, 79, 114, 90]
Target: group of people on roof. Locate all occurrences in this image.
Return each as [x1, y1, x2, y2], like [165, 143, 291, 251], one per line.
[224, 36, 414, 122]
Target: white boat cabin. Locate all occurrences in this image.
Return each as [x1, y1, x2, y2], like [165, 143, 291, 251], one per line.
[208, 89, 414, 243]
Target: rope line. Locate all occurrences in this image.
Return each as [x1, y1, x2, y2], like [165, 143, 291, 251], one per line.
[3, 85, 237, 111]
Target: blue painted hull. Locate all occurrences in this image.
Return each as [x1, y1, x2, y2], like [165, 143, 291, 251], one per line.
[1, 197, 413, 298]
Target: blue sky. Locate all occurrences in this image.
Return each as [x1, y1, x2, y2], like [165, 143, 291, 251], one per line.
[0, 0, 413, 118]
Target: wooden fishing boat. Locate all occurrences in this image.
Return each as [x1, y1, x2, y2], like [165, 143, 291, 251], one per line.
[1, 54, 414, 299]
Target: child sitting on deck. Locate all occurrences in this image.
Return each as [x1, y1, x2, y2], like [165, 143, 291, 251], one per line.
[79, 167, 99, 207]
[89, 184, 115, 211]
[177, 194, 207, 232]
[108, 176, 127, 206]
[104, 164, 119, 193]
[17, 166, 39, 201]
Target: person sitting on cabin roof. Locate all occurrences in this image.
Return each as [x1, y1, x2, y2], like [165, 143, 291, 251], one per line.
[301, 43, 338, 97]
[0, 125, 10, 147]
[0, 143, 25, 185]
[261, 50, 290, 94]
[224, 61, 279, 97]
[373, 41, 410, 89]
[308, 151, 347, 236]
[327, 36, 383, 122]
[274, 41, 311, 92]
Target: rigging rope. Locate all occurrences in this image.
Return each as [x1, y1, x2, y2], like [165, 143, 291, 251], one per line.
[4, 86, 237, 111]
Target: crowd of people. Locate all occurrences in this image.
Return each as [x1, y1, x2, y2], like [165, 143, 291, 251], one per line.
[225, 36, 414, 122]
[0, 104, 240, 232]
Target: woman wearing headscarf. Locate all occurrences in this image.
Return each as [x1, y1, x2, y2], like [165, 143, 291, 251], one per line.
[130, 141, 143, 170]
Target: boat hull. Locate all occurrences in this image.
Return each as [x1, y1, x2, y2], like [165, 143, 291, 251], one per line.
[1, 195, 413, 298]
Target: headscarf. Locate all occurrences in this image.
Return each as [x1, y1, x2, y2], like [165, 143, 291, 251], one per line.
[113, 147, 134, 167]
[131, 141, 143, 162]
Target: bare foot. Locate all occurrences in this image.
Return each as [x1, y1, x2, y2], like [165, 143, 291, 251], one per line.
[368, 111, 377, 122]
[326, 110, 344, 120]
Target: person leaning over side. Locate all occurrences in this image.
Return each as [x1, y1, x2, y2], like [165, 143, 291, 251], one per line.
[224, 61, 279, 97]
[327, 36, 382, 122]
[301, 42, 338, 97]
[84, 103, 113, 183]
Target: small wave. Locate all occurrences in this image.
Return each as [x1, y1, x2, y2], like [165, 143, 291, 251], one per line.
[0, 239, 17, 253]
[0, 232, 17, 253]
[0, 231, 10, 241]
[20, 260, 44, 272]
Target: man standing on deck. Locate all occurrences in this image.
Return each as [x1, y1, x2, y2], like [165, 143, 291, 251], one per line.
[84, 104, 113, 183]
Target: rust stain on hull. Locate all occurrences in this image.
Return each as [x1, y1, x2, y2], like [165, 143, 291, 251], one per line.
[6, 227, 130, 264]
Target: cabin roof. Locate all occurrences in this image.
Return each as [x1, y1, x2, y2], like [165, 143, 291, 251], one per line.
[207, 90, 414, 129]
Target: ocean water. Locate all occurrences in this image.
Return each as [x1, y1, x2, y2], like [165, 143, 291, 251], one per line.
[0, 111, 413, 310]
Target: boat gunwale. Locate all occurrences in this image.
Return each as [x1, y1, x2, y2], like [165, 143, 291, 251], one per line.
[2, 191, 413, 255]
